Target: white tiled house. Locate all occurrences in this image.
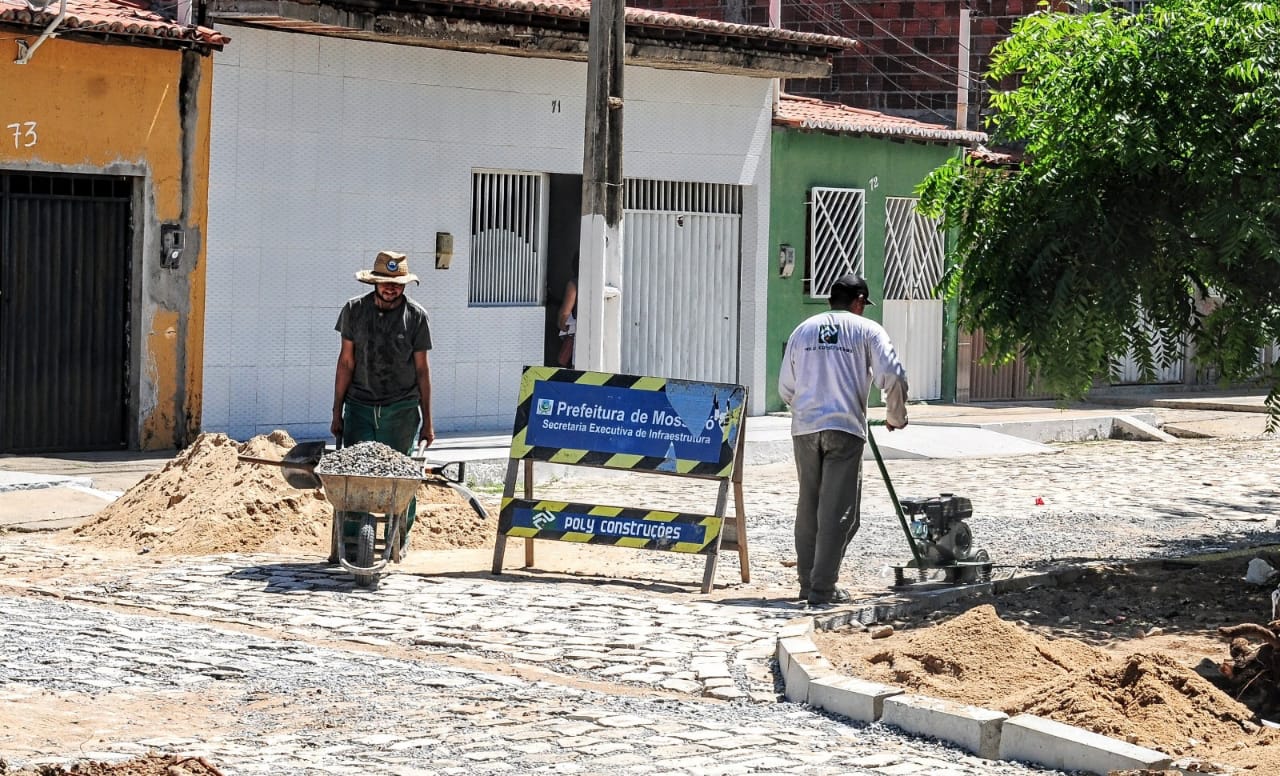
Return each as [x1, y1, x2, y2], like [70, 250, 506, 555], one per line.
[201, 0, 850, 440]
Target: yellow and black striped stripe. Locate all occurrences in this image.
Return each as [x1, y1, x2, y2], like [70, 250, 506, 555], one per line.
[499, 497, 723, 554]
[508, 366, 745, 479]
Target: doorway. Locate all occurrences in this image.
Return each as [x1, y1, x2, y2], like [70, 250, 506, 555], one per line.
[0, 171, 132, 452]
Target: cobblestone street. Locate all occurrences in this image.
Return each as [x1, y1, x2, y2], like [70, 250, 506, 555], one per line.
[0, 571, 1053, 775]
[1, 425, 1277, 774]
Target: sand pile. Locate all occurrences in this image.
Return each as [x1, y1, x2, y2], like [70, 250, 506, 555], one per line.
[816, 603, 1280, 770]
[411, 483, 494, 550]
[1006, 651, 1263, 756]
[74, 432, 493, 555]
[857, 605, 1109, 705]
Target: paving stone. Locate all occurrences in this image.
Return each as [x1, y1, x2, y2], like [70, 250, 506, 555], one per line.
[845, 752, 904, 767]
[649, 744, 716, 757]
[658, 677, 702, 693]
[595, 714, 654, 728]
[703, 686, 746, 700]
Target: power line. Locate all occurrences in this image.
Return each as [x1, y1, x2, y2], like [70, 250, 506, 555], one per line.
[834, 0, 973, 79]
[796, 1, 966, 124]
[801, 0, 970, 90]
[799, 9, 958, 124]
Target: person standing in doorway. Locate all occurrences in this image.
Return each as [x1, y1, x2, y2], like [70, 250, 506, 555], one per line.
[331, 250, 434, 556]
[556, 253, 579, 368]
[778, 274, 908, 605]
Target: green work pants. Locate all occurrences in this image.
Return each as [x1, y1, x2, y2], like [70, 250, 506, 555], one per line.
[340, 397, 421, 547]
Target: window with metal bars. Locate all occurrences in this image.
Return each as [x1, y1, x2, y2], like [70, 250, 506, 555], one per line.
[468, 170, 548, 306]
[806, 187, 865, 299]
[884, 197, 944, 301]
[624, 178, 742, 214]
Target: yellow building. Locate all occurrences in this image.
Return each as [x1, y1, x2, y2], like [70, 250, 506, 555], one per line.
[0, 0, 227, 451]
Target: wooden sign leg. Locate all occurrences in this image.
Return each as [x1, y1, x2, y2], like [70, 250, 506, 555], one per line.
[491, 458, 523, 574]
[490, 534, 507, 574]
[700, 478, 732, 594]
[731, 412, 751, 582]
[523, 459, 535, 567]
[733, 478, 750, 583]
[700, 548, 720, 594]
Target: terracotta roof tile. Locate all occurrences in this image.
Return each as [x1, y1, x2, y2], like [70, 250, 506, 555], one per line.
[444, 0, 855, 50]
[775, 92, 985, 145]
[0, 0, 228, 50]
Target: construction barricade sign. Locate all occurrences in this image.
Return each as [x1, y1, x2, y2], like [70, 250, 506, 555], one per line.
[492, 366, 751, 592]
[499, 501, 722, 554]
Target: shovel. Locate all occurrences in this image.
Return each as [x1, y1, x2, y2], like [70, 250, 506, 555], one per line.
[239, 440, 468, 489]
[237, 440, 327, 489]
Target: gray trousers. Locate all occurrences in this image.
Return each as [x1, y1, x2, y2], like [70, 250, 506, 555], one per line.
[793, 430, 865, 593]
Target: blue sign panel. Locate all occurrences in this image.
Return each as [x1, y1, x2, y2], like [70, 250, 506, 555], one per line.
[511, 368, 747, 474]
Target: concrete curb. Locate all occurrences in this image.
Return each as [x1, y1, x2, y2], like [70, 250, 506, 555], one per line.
[1113, 414, 1180, 443]
[775, 619, 1175, 775]
[0, 472, 94, 493]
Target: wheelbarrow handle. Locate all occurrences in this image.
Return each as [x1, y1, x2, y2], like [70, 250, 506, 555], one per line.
[421, 460, 466, 484]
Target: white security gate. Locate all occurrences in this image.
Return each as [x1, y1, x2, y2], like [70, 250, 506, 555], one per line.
[1262, 342, 1280, 371]
[882, 197, 943, 400]
[469, 170, 548, 306]
[1112, 350, 1184, 384]
[622, 179, 741, 384]
[1111, 311, 1185, 384]
[808, 187, 865, 298]
[1116, 355, 1182, 386]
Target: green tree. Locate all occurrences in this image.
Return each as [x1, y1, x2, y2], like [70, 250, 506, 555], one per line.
[919, 0, 1280, 422]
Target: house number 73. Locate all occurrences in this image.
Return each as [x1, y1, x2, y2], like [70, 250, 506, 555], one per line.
[7, 122, 37, 148]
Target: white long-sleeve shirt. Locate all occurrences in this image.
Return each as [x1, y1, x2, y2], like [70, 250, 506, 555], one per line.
[778, 309, 909, 439]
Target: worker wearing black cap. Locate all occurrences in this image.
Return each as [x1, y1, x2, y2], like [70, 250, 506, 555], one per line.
[778, 274, 908, 605]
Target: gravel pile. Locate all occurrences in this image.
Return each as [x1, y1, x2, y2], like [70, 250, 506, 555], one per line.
[314, 442, 422, 479]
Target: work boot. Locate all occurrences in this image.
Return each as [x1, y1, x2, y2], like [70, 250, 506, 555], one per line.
[807, 587, 852, 606]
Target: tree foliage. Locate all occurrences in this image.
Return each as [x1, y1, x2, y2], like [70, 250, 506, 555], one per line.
[918, 0, 1280, 421]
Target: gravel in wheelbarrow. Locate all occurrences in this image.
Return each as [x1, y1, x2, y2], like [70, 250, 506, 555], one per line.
[315, 442, 423, 515]
[315, 441, 422, 479]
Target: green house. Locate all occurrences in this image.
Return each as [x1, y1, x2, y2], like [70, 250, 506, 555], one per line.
[767, 94, 986, 411]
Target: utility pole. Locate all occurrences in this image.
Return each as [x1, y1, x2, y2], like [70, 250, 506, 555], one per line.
[956, 8, 971, 131]
[577, 0, 625, 372]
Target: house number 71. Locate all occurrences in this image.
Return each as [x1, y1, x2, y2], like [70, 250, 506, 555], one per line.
[7, 122, 37, 148]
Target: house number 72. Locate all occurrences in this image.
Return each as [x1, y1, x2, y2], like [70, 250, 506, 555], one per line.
[7, 122, 37, 148]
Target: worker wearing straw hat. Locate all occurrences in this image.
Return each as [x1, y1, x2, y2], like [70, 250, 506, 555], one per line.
[330, 250, 433, 557]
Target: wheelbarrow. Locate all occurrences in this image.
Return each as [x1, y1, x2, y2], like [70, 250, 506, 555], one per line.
[238, 442, 487, 588]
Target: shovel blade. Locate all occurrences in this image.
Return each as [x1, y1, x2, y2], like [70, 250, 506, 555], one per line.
[283, 468, 322, 490]
[285, 441, 327, 467]
[281, 441, 326, 489]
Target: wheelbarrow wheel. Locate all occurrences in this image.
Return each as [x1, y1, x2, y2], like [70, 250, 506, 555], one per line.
[354, 516, 377, 588]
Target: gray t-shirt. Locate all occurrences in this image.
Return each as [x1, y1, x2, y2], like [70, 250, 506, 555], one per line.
[336, 292, 433, 406]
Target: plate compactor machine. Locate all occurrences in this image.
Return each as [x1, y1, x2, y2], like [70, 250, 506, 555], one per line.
[866, 421, 993, 587]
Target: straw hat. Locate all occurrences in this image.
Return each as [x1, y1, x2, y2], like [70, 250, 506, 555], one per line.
[356, 251, 419, 285]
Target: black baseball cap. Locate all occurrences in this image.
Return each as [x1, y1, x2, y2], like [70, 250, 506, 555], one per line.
[831, 274, 874, 305]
